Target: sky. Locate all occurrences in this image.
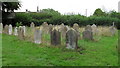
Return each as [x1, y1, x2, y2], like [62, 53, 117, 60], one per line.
[16, 0, 120, 16]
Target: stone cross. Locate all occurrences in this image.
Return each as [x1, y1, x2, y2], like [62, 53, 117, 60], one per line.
[66, 28, 78, 49]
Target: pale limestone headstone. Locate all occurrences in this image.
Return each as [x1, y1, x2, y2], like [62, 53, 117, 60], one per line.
[4, 25, 9, 34]
[14, 27, 18, 36]
[109, 26, 116, 36]
[50, 27, 61, 45]
[83, 30, 93, 40]
[42, 22, 49, 34]
[18, 26, 25, 40]
[48, 24, 53, 34]
[30, 22, 35, 28]
[91, 24, 98, 35]
[34, 27, 42, 44]
[0, 23, 3, 33]
[22, 26, 26, 36]
[66, 28, 78, 49]
[8, 24, 12, 35]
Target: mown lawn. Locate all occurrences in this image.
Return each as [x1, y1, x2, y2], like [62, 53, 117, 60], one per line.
[2, 33, 118, 66]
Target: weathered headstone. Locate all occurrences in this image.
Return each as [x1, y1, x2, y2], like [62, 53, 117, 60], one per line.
[73, 23, 81, 39]
[109, 26, 116, 36]
[66, 28, 78, 49]
[34, 27, 42, 44]
[22, 26, 26, 36]
[59, 23, 67, 38]
[48, 24, 53, 34]
[30, 22, 35, 28]
[91, 24, 98, 35]
[14, 27, 18, 36]
[83, 30, 93, 40]
[42, 22, 49, 34]
[4, 25, 9, 34]
[8, 24, 12, 35]
[85, 25, 92, 32]
[18, 26, 25, 40]
[50, 27, 61, 45]
[0, 23, 3, 33]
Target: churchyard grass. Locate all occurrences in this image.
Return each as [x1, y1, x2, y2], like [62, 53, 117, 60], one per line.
[2, 29, 118, 66]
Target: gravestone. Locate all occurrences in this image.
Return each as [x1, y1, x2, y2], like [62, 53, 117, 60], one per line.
[83, 30, 93, 40]
[42, 22, 49, 34]
[109, 26, 116, 36]
[0, 23, 3, 33]
[8, 24, 12, 35]
[34, 27, 42, 44]
[4, 25, 9, 34]
[23, 26, 26, 36]
[59, 23, 67, 38]
[18, 26, 25, 40]
[14, 27, 18, 36]
[50, 27, 61, 45]
[66, 28, 78, 49]
[30, 22, 35, 28]
[91, 24, 97, 35]
[49, 24, 53, 34]
[73, 23, 81, 39]
[85, 25, 92, 32]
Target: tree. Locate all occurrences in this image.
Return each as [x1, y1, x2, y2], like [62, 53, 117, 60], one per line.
[2, 2, 21, 12]
[93, 8, 107, 16]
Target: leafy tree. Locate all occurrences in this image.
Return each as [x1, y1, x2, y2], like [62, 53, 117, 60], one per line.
[93, 8, 107, 16]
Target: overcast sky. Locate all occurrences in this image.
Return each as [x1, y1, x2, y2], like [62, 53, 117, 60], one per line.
[16, 0, 120, 16]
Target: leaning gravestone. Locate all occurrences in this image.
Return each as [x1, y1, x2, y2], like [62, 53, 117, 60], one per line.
[83, 30, 93, 40]
[109, 26, 116, 36]
[66, 28, 78, 49]
[18, 26, 25, 40]
[34, 27, 42, 44]
[0, 23, 3, 34]
[50, 27, 61, 45]
[4, 25, 9, 34]
[14, 27, 18, 36]
[8, 24, 12, 35]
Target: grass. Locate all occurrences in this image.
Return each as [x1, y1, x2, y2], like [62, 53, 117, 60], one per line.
[2, 31, 118, 66]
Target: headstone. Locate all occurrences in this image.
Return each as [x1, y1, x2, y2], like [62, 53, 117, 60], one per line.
[91, 24, 97, 35]
[66, 28, 78, 49]
[14, 27, 18, 36]
[73, 23, 81, 39]
[8, 24, 12, 35]
[50, 27, 61, 45]
[109, 26, 116, 36]
[30, 22, 35, 28]
[85, 25, 92, 32]
[83, 30, 93, 40]
[0, 23, 3, 33]
[22, 26, 26, 36]
[34, 27, 42, 44]
[4, 25, 9, 34]
[49, 24, 53, 34]
[59, 23, 67, 38]
[18, 26, 25, 40]
[42, 22, 49, 34]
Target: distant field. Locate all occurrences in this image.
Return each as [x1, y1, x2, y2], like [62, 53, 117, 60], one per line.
[2, 32, 118, 66]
